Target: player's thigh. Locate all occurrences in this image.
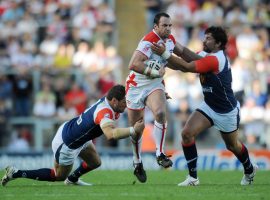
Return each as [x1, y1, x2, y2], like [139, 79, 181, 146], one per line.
[145, 89, 167, 114]
[79, 142, 101, 168]
[221, 130, 240, 148]
[127, 109, 144, 126]
[183, 110, 212, 137]
[54, 160, 73, 181]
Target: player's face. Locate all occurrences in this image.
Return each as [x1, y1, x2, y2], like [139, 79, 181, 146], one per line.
[203, 33, 216, 53]
[154, 17, 172, 39]
[113, 98, 127, 113]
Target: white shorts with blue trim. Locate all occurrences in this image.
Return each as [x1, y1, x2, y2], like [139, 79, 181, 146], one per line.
[51, 122, 92, 166]
[198, 101, 240, 133]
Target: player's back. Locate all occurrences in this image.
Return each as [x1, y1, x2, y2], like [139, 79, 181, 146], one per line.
[62, 97, 111, 149]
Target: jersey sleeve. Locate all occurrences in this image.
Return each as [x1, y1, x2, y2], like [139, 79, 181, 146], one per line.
[94, 108, 114, 125]
[194, 56, 219, 73]
[197, 51, 208, 57]
[136, 41, 152, 58]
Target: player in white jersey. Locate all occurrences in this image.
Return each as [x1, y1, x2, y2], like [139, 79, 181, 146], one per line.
[152, 26, 257, 186]
[126, 12, 184, 183]
[1, 85, 144, 186]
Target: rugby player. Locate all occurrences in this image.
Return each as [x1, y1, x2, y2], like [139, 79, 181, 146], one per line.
[126, 12, 186, 182]
[151, 26, 258, 186]
[1, 85, 144, 186]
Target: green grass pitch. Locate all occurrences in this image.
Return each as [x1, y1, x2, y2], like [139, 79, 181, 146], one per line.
[0, 170, 269, 200]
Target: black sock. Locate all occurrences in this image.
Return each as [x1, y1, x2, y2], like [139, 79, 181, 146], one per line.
[182, 142, 198, 179]
[68, 162, 91, 182]
[235, 144, 253, 174]
[13, 168, 56, 181]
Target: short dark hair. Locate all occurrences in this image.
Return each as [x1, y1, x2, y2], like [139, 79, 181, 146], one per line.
[154, 12, 170, 25]
[106, 84, 125, 101]
[205, 26, 228, 50]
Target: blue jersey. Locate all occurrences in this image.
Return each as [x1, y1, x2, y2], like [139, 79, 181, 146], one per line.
[62, 97, 120, 149]
[198, 50, 237, 113]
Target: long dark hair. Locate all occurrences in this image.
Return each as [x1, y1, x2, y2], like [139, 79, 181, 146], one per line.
[205, 26, 228, 50]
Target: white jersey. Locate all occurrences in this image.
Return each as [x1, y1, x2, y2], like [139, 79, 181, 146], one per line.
[126, 30, 176, 89]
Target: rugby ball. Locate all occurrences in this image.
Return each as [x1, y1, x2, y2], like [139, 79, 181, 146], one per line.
[146, 59, 161, 71]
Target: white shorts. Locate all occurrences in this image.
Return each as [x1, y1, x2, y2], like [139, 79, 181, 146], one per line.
[52, 122, 92, 166]
[126, 82, 165, 110]
[197, 101, 240, 133]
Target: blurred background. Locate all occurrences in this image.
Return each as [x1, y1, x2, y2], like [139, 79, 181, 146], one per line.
[0, 0, 269, 170]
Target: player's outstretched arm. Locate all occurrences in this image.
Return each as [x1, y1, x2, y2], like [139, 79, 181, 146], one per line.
[174, 42, 202, 62]
[101, 120, 145, 140]
[151, 42, 197, 73]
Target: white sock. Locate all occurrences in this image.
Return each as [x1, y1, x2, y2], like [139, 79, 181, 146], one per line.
[130, 135, 142, 164]
[153, 121, 167, 157]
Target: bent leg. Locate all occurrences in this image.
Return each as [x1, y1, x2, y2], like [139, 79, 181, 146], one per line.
[146, 89, 168, 157]
[221, 130, 254, 174]
[67, 142, 101, 183]
[128, 109, 144, 164]
[181, 111, 212, 179]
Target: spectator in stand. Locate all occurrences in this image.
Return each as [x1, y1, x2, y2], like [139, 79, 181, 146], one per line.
[0, 74, 13, 110]
[56, 101, 77, 123]
[33, 82, 56, 118]
[12, 69, 32, 117]
[144, 0, 162, 32]
[53, 43, 74, 71]
[0, 98, 10, 146]
[96, 1, 116, 43]
[72, 4, 97, 41]
[64, 82, 87, 115]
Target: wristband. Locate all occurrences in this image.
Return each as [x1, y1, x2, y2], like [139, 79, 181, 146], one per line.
[143, 66, 151, 76]
[129, 127, 135, 135]
[161, 51, 171, 60]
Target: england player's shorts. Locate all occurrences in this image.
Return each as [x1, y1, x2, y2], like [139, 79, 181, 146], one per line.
[197, 101, 240, 133]
[126, 82, 165, 110]
[52, 122, 92, 166]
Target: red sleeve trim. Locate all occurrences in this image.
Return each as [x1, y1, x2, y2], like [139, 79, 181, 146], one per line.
[94, 108, 113, 124]
[194, 56, 219, 73]
[143, 31, 160, 43]
[169, 35, 176, 44]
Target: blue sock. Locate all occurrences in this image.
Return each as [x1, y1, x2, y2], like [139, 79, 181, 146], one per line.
[13, 168, 56, 181]
[68, 162, 91, 182]
[182, 142, 198, 178]
[236, 144, 254, 174]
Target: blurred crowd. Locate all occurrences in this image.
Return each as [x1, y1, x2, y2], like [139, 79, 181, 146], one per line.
[0, 0, 122, 151]
[0, 0, 270, 152]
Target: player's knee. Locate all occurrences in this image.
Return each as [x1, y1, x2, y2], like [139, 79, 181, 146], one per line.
[94, 158, 102, 169]
[225, 144, 237, 153]
[154, 110, 166, 122]
[86, 158, 101, 169]
[55, 174, 68, 181]
[181, 128, 193, 143]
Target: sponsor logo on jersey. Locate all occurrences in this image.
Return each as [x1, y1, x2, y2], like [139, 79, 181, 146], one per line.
[202, 87, 213, 93]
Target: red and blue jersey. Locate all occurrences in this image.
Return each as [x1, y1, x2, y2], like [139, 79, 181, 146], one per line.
[62, 97, 120, 149]
[195, 50, 237, 113]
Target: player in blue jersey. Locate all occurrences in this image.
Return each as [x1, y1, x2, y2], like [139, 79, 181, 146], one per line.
[1, 85, 144, 186]
[151, 26, 258, 186]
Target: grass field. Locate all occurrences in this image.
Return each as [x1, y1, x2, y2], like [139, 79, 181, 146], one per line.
[0, 170, 269, 200]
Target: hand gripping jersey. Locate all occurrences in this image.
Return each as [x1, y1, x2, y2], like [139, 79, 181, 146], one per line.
[62, 97, 120, 149]
[126, 30, 176, 89]
[197, 50, 237, 113]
